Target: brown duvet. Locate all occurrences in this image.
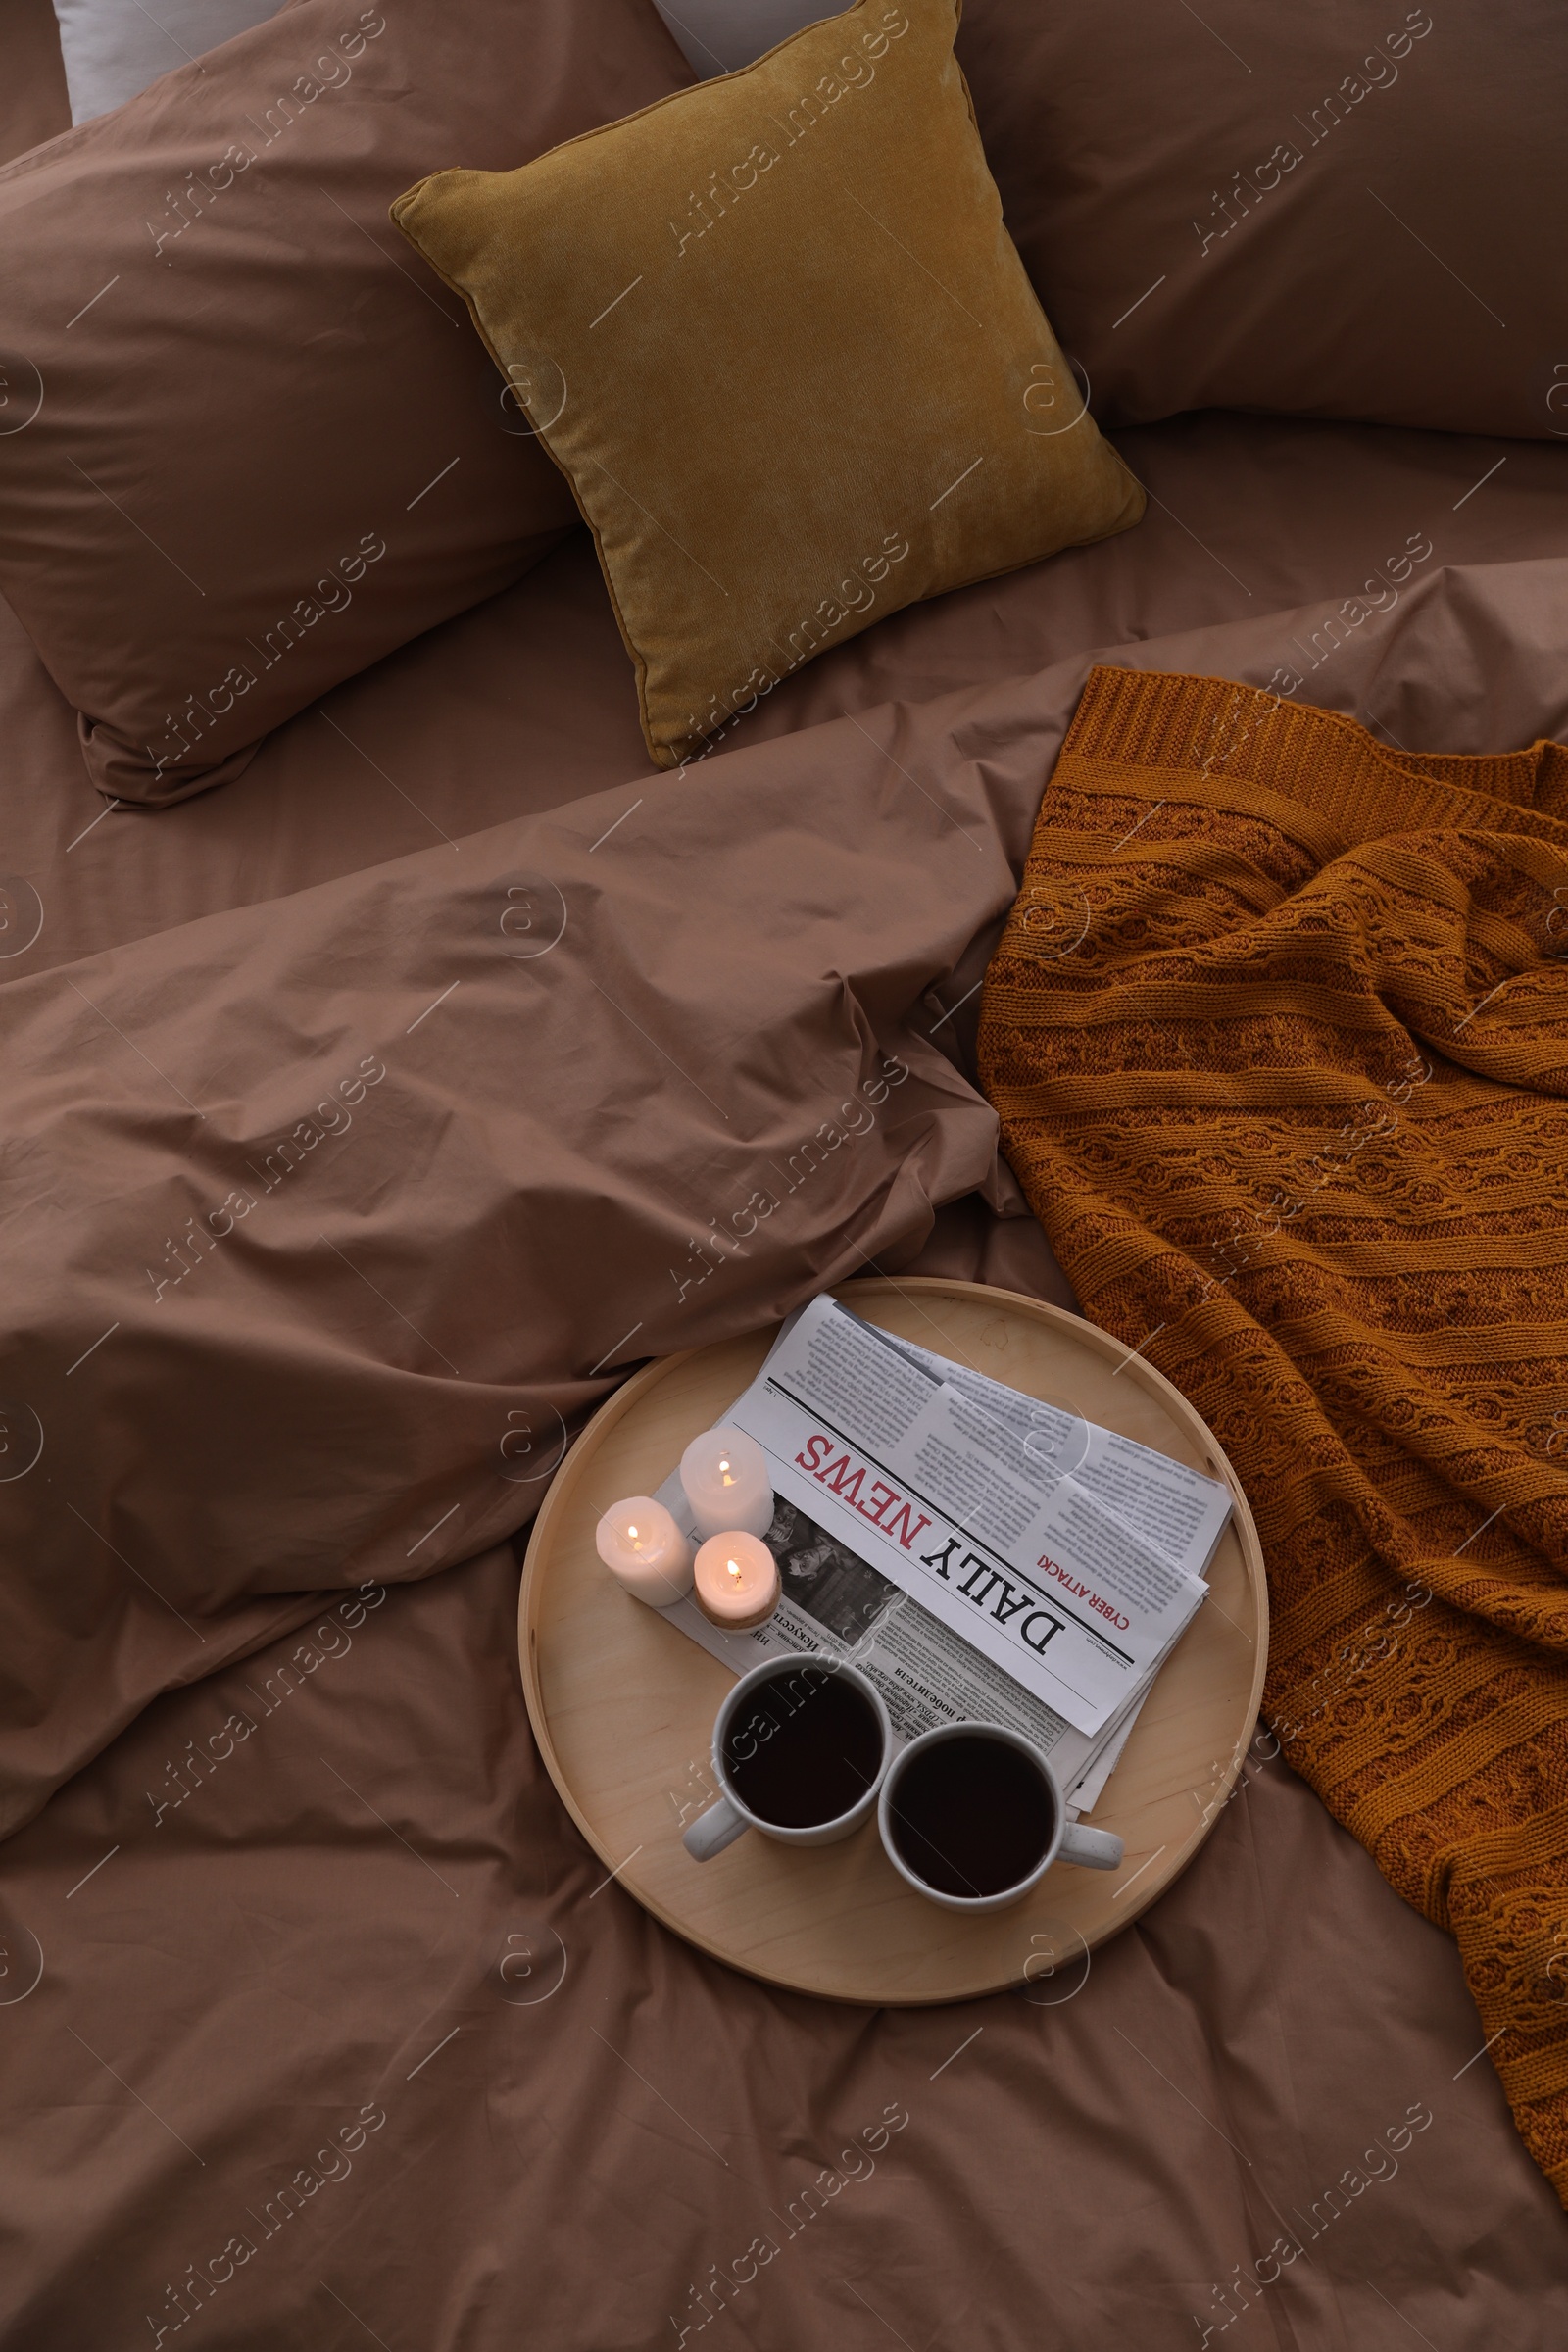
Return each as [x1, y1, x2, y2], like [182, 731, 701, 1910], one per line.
[4, 5, 1568, 2343]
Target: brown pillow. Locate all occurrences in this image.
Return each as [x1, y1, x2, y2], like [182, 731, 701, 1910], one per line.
[956, 0, 1567, 441]
[392, 0, 1144, 772]
[0, 0, 690, 806]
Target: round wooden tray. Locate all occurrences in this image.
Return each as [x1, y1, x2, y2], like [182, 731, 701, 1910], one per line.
[518, 1278, 1267, 2004]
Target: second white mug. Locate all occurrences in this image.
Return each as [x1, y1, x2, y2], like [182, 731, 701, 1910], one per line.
[878, 1721, 1124, 1912]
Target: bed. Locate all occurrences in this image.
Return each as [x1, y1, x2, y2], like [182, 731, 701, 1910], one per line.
[3, 0, 1568, 2342]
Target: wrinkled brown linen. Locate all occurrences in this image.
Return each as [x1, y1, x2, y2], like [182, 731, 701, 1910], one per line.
[0, 706, 1020, 1838]
[4, 411, 1568, 1843]
[3, 561, 1568, 2333]
[4, 1539, 1567, 2348]
[956, 0, 1565, 441]
[6, 407, 1568, 974]
[3, 17, 1568, 2319]
[5, 531, 1568, 1830]
[0, 0, 689, 806]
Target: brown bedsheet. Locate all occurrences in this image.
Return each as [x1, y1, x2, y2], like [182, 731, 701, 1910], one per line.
[6, 407, 1568, 970]
[3, 14, 1568, 2344]
[6, 1543, 1567, 2350]
[1, 468, 1563, 2351]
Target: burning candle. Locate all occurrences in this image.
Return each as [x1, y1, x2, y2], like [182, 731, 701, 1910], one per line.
[679, 1426, 774, 1541]
[594, 1496, 693, 1607]
[693, 1531, 780, 1631]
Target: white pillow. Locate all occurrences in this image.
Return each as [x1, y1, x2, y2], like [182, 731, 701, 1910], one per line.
[52, 0, 280, 124]
[653, 0, 832, 77]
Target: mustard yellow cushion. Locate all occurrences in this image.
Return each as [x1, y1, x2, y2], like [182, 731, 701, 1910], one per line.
[393, 0, 1144, 771]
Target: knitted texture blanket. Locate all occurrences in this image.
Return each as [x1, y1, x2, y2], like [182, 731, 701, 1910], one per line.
[978, 664, 1568, 2199]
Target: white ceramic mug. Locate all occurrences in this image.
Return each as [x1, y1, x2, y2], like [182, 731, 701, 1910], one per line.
[878, 1721, 1124, 1912]
[683, 1651, 892, 1861]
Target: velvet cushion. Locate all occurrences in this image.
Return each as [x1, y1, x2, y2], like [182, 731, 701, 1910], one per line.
[0, 0, 690, 806]
[956, 0, 1567, 441]
[393, 0, 1144, 773]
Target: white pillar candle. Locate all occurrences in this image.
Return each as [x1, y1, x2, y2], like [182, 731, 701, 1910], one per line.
[679, 1426, 774, 1541]
[693, 1532, 781, 1631]
[594, 1496, 693, 1607]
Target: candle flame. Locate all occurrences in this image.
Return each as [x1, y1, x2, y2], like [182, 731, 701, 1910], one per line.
[726, 1557, 742, 1583]
[626, 1523, 640, 1541]
[719, 1457, 733, 1483]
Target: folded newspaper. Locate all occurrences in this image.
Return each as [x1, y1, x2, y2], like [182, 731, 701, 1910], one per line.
[650, 1296, 1231, 1812]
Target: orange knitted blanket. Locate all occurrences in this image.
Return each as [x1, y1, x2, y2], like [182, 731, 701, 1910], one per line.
[978, 665, 1568, 2201]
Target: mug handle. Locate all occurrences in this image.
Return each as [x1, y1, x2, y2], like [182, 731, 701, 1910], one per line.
[1059, 1821, 1124, 1871]
[683, 1793, 749, 1862]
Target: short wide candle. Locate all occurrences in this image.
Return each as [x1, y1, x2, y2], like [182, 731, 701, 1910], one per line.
[679, 1426, 774, 1541]
[595, 1496, 693, 1607]
[693, 1532, 780, 1631]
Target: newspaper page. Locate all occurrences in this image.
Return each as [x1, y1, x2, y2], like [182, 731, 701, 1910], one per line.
[645, 1298, 1230, 1805]
[726, 1296, 1210, 1738]
[866, 1317, 1235, 1800]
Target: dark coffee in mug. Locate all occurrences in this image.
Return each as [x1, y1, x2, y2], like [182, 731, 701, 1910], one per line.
[886, 1731, 1056, 1899]
[723, 1664, 884, 1830]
